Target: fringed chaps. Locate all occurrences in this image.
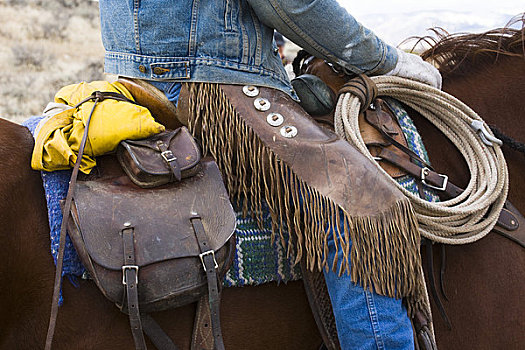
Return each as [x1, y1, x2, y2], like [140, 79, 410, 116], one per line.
[178, 82, 428, 318]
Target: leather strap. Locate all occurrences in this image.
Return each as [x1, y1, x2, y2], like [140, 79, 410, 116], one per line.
[492, 201, 525, 248]
[376, 144, 525, 248]
[45, 92, 104, 350]
[190, 217, 225, 350]
[142, 314, 179, 350]
[377, 147, 463, 198]
[157, 139, 182, 181]
[300, 259, 341, 350]
[122, 226, 147, 350]
[365, 101, 433, 170]
[191, 295, 215, 350]
[337, 74, 377, 113]
[412, 310, 438, 350]
[44, 91, 142, 350]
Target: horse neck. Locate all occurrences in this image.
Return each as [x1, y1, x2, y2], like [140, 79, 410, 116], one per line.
[441, 55, 525, 212]
[441, 55, 525, 142]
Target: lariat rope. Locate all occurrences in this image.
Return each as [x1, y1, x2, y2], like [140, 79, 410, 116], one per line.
[334, 75, 509, 244]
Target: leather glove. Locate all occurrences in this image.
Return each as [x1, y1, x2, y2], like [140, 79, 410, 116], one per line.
[385, 48, 442, 89]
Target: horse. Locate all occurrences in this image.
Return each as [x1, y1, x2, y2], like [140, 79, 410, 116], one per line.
[297, 17, 525, 349]
[0, 118, 321, 349]
[1, 20, 524, 349]
[417, 23, 525, 349]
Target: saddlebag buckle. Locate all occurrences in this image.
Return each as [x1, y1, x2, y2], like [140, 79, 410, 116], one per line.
[161, 150, 177, 163]
[122, 265, 139, 285]
[199, 250, 219, 271]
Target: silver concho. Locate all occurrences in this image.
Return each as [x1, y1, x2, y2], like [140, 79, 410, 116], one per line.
[242, 85, 259, 97]
[254, 97, 271, 111]
[266, 112, 284, 127]
[280, 125, 298, 138]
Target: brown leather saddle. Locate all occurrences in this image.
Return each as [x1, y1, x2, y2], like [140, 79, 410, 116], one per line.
[121, 77, 525, 350]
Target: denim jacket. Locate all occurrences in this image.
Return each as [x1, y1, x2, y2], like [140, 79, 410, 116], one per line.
[99, 0, 397, 98]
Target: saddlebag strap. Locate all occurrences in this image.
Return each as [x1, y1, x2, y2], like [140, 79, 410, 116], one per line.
[156, 139, 182, 181]
[142, 314, 179, 350]
[191, 217, 225, 350]
[122, 225, 147, 350]
[45, 91, 109, 350]
[191, 296, 215, 350]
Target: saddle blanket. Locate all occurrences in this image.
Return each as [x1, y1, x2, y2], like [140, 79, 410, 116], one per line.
[22, 97, 437, 294]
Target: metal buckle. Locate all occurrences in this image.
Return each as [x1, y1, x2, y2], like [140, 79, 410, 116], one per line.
[161, 150, 177, 163]
[421, 167, 448, 191]
[199, 250, 218, 271]
[122, 265, 139, 285]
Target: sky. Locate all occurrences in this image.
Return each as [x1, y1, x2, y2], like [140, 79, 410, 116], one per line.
[337, 0, 523, 16]
[336, 0, 524, 46]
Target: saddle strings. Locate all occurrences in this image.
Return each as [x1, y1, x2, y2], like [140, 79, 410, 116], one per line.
[334, 75, 509, 245]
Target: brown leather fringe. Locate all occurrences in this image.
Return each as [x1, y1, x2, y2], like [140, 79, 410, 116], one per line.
[186, 82, 428, 318]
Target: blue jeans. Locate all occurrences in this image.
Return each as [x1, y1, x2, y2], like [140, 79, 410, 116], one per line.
[323, 231, 414, 349]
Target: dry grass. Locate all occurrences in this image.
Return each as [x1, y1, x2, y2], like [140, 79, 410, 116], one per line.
[0, 1, 105, 124]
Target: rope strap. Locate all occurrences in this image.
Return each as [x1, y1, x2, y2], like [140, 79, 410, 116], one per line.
[337, 74, 377, 113]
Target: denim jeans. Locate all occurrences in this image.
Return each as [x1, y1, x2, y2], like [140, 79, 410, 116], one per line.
[324, 229, 414, 350]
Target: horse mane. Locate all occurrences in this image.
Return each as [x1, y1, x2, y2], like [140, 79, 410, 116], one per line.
[420, 14, 525, 75]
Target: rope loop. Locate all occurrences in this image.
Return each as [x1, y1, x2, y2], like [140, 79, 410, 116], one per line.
[337, 74, 377, 114]
[335, 75, 509, 245]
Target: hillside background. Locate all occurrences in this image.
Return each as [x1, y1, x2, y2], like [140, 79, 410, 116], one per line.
[0, 0, 104, 124]
[0, 0, 521, 124]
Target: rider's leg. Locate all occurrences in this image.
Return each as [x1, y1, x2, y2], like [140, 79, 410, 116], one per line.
[323, 213, 414, 350]
[151, 80, 414, 349]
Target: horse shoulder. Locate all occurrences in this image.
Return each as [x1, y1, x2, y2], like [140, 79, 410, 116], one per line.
[0, 118, 53, 348]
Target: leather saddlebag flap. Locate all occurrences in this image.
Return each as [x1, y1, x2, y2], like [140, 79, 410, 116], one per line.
[117, 126, 201, 188]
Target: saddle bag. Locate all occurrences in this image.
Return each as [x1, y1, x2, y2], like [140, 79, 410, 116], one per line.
[68, 156, 234, 306]
[44, 91, 236, 350]
[117, 127, 201, 188]
[66, 156, 235, 349]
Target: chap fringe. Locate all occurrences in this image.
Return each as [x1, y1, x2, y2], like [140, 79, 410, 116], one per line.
[186, 83, 426, 317]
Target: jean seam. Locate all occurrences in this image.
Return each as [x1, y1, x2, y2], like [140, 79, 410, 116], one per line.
[133, 0, 140, 53]
[188, 0, 200, 57]
[237, 2, 250, 65]
[365, 290, 386, 350]
[249, 7, 263, 66]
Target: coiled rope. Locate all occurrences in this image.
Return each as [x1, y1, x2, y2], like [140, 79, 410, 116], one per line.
[334, 75, 508, 244]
